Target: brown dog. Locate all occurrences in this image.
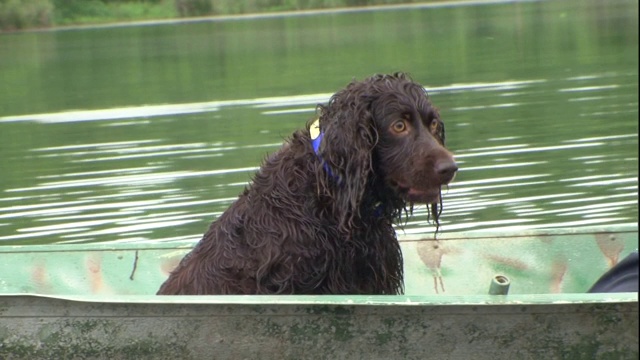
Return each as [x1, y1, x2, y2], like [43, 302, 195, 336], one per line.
[157, 73, 457, 295]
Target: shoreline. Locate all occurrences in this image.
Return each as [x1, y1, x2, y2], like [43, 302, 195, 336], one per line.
[4, 0, 532, 34]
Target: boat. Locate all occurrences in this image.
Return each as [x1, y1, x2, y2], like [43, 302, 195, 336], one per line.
[0, 225, 637, 359]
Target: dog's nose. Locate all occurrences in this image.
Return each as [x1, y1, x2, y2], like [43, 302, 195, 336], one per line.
[436, 160, 458, 185]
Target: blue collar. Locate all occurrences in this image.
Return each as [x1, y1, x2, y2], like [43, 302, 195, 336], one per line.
[311, 130, 324, 154]
[310, 119, 384, 217]
[310, 119, 336, 179]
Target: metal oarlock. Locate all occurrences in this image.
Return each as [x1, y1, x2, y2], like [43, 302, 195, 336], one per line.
[489, 274, 511, 295]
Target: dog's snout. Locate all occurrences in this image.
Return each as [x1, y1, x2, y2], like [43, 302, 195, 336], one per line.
[436, 159, 458, 185]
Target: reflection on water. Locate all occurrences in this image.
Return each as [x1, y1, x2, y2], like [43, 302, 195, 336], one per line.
[0, 0, 637, 245]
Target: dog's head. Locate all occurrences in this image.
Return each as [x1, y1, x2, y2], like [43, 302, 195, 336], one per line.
[313, 72, 457, 228]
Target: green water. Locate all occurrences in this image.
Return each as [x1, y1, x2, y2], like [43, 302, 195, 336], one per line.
[0, 0, 637, 245]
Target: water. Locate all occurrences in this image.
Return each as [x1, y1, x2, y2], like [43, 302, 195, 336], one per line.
[0, 0, 637, 245]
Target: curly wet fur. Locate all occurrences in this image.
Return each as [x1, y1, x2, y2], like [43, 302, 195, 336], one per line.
[157, 72, 456, 295]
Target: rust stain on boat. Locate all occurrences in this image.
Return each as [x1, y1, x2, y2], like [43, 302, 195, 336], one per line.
[550, 257, 568, 293]
[595, 233, 625, 268]
[31, 261, 50, 293]
[160, 257, 181, 275]
[416, 240, 457, 294]
[86, 255, 104, 294]
[481, 253, 529, 271]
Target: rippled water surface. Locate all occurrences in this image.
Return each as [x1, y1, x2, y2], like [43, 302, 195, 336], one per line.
[0, 0, 637, 245]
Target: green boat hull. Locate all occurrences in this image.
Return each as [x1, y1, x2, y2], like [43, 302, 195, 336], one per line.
[1, 226, 638, 359]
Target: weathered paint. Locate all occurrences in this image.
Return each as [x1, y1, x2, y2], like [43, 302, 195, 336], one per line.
[0, 226, 638, 359]
[0, 294, 637, 359]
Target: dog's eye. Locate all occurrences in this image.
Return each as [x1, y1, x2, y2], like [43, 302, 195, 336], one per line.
[430, 120, 439, 134]
[431, 120, 446, 144]
[391, 120, 407, 133]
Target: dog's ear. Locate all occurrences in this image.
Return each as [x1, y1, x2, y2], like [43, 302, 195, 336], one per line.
[315, 84, 378, 231]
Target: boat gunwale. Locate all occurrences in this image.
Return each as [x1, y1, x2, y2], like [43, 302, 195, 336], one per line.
[2, 292, 637, 306]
